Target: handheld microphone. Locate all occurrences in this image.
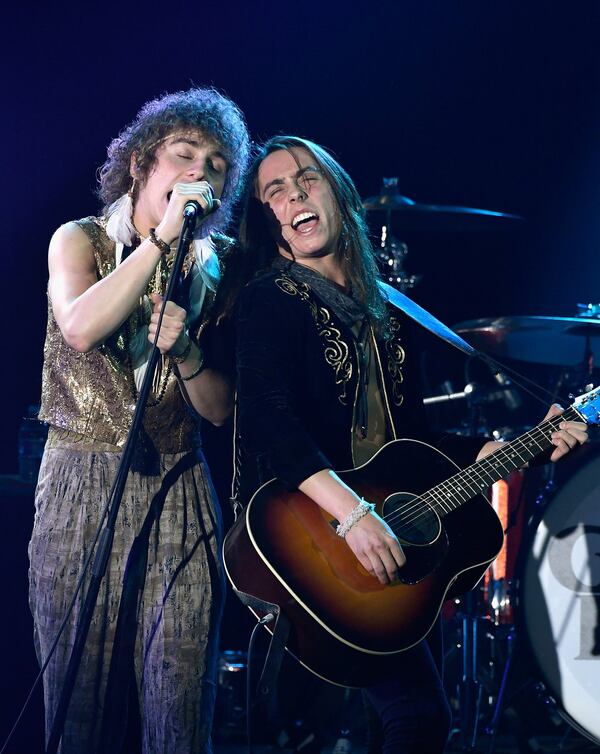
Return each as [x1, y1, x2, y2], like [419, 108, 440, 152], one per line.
[183, 199, 212, 219]
[183, 183, 219, 220]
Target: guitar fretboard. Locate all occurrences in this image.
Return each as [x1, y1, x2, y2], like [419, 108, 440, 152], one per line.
[422, 407, 581, 517]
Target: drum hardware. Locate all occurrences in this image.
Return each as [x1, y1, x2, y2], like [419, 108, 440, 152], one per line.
[483, 625, 515, 752]
[368, 179, 422, 291]
[455, 445, 600, 751]
[446, 456, 563, 751]
[427, 304, 600, 745]
[456, 590, 490, 752]
[454, 312, 600, 445]
[424, 388, 471, 406]
[432, 308, 600, 747]
[448, 392, 500, 753]
[375, 232, 422, 291]
[453, 470, 554, 751]
[515, 443, 600, 746]
[576, 302, 600, 320]
[482, 471, 528, 627]
[365, 177, 522, 293]
[214, 650, 247, 742]
[454, 314, 600, 368]
[423, 380, 523, 408]
[446, 606, 518, 751]
[362, 178, 523, 231]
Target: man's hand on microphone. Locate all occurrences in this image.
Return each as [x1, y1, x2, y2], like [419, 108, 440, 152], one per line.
[155, 181, 219, 245]
[148, 293, 189, 355]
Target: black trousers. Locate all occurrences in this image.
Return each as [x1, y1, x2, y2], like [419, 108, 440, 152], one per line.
[363, 621, 451, 754]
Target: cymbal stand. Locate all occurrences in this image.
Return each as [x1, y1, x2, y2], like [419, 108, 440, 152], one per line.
[483, 466, 556, 753]
[483, 626, 515, 754]
[455, 590, 484, 752]
[453, 397, 487, 752]
[373, 181, 422, 292]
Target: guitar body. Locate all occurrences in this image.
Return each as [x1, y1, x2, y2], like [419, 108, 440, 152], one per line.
[224, 439, 504, 687]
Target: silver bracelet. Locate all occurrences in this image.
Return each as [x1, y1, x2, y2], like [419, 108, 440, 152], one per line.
[336, 498, 376, 538]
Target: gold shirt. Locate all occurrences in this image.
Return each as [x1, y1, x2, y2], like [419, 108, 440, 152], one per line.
[39, 217, 210, 453]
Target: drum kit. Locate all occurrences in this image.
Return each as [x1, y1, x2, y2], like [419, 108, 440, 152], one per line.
[366, 179, 600, 751]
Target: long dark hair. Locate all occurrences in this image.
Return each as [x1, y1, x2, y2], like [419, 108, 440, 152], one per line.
[217, 135, 387, 329]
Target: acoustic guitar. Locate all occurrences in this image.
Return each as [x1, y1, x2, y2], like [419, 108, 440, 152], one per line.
[223, 388, 599, 687]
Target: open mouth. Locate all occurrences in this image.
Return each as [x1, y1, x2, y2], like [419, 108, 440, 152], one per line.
[291, 211, 319, 231]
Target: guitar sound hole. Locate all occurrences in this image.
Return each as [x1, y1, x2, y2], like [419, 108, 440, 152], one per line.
[383, 493, 441, 546]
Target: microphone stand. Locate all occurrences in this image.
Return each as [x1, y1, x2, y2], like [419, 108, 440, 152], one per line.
[46, 205, 201, 754]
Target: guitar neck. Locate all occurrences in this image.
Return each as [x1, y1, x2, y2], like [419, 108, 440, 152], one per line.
[427, 406, 583, 515]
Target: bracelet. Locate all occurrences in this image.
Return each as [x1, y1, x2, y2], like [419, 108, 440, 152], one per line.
[169, 337, 192, 364]
[336, 498, 376, 538]
[148, 228, 171, 255]
[177, 349, 205, 381]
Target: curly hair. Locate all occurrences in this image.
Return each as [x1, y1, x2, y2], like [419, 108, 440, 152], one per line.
[97, 87, 250, 231]
[217, 135, 388, 331]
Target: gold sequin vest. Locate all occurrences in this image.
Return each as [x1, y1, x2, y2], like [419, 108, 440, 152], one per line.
[39, 217, 202, 452]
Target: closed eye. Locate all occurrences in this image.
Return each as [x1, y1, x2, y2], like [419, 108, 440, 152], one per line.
[299, 174, 320, 191]
[208, 159, 225, 175]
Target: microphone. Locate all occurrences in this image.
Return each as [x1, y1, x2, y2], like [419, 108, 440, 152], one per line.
[183, 199, 212, 219]
[183, 185, 219, 220]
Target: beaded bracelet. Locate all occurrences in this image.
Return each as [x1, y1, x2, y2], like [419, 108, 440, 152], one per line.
[169, 337, 192, 364]
[336, 498, 376, 538]
[148, 228, 171, 255]
[177, 348, 205, 382]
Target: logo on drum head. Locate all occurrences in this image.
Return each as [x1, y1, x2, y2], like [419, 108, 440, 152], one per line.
[547, 524, 600, 659]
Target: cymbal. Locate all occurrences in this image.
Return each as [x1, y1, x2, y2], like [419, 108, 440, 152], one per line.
[454, 315, 600, 366]
[362, 191, 523, 230]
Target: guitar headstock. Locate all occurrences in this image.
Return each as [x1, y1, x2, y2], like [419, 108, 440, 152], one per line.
[573, 385, 600, 425]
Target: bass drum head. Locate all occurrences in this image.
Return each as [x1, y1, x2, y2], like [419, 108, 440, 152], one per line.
[518, 445, 600, 744]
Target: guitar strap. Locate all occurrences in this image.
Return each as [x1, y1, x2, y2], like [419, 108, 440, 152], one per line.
[234, 589, 291, 718]
[378, 281, 477, 358]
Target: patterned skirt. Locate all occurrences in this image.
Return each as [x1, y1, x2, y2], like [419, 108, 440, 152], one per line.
[28, 440, 225, 754]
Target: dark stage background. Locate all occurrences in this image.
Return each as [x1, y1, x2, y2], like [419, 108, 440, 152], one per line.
[1, 1, 599, 751]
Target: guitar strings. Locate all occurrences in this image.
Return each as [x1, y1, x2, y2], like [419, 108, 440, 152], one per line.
[381, 422, 549, 531]
[383, 411, 568, 532]
[378, 412, 570, 534]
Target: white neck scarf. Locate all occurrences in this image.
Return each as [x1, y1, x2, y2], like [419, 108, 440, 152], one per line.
[105, 193, 221, 389]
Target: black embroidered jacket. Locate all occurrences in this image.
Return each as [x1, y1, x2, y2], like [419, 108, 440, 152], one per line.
[235, 268, 485, 501]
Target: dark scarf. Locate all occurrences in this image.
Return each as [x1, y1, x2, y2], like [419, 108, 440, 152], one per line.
[272, 256, 367, 328]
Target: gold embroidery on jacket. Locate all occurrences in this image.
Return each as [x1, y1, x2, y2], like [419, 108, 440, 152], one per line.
[386, 316, 405, 406]
[275, 275, 311, 301]
[275, 275, 352, 404]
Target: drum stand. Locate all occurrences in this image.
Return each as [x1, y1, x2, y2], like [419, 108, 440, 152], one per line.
[449, 399, 488, 752]
[483, 626, 516, 754]
[481, 468, 557, 754]
[451, 399, 529, 753]
[372, 191, 422, 293]
[454, 590, 486, 752]
[453, 562, 520, 753]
